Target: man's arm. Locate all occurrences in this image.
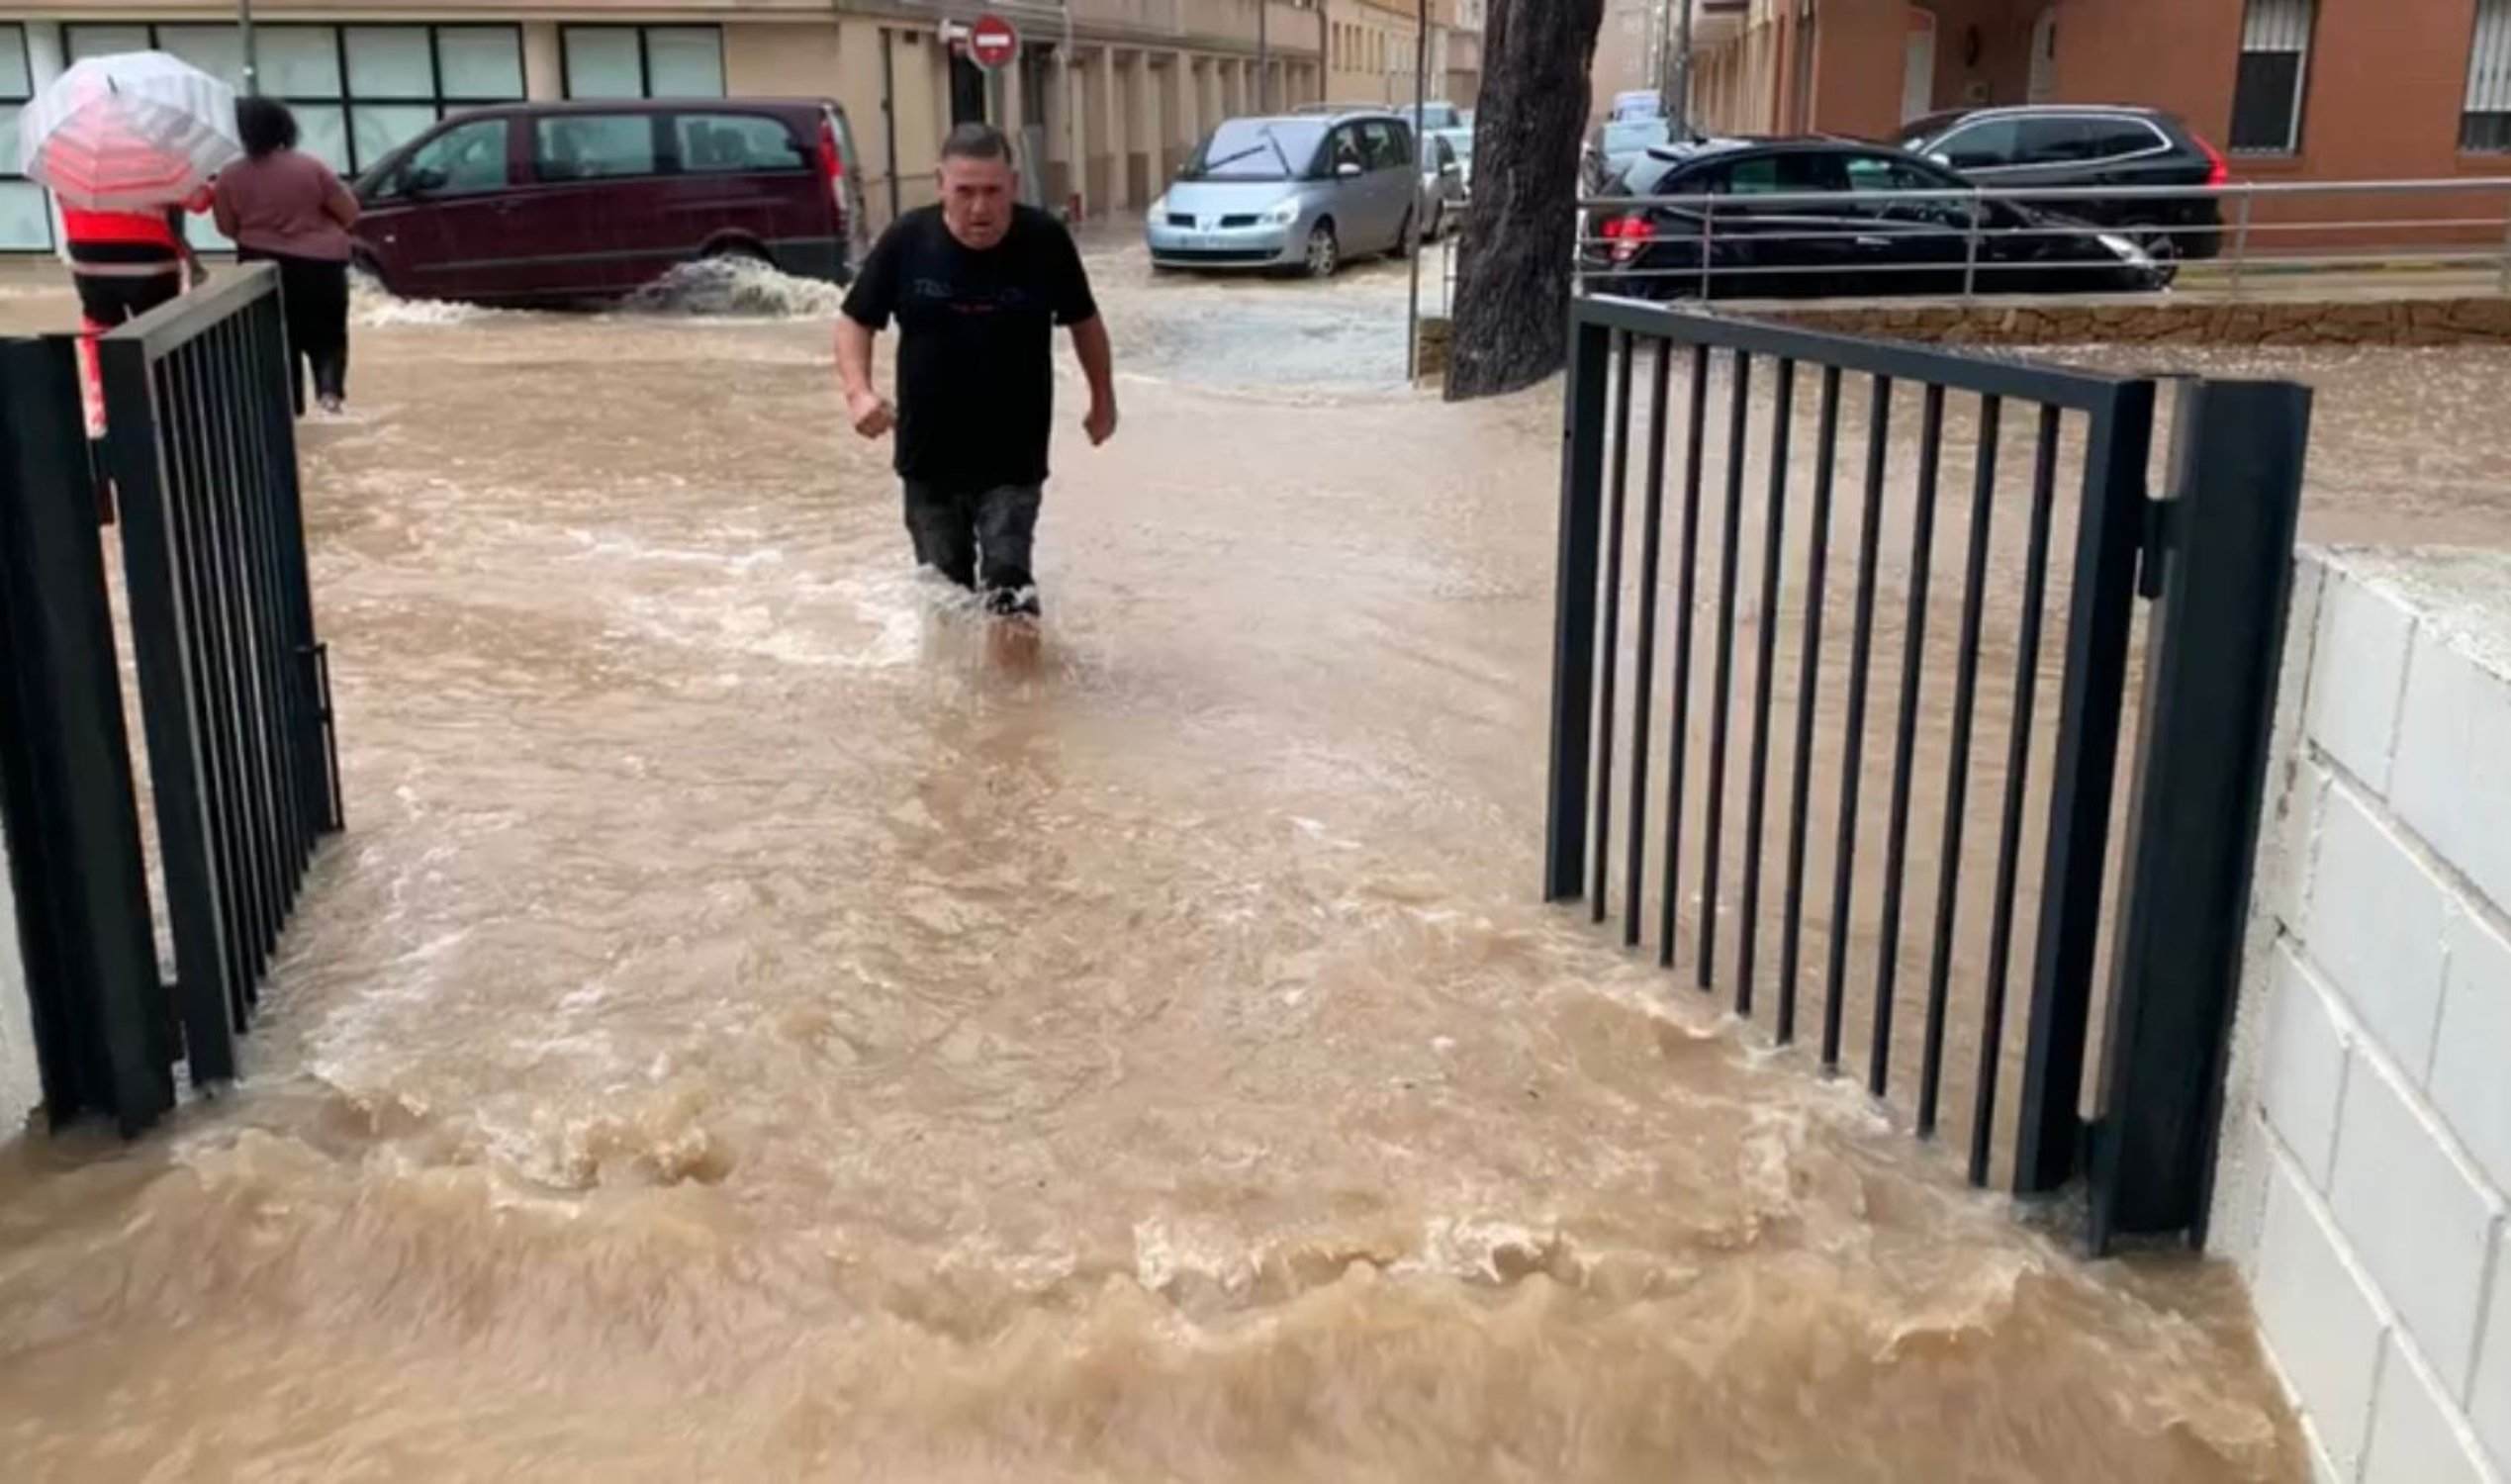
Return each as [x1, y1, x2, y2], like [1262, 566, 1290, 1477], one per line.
[1070, 316, 1115, 447]
[836, 315, 892, 438]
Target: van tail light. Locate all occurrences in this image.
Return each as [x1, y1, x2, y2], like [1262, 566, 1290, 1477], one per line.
[1602, 214, 1655, 265]
[2196, 134, 2229, 188]
[817, 117, 847, 206]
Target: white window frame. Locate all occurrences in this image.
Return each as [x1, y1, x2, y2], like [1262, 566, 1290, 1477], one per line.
[2464, 0, 2511, 151]
[2228, 0, 2313, 155]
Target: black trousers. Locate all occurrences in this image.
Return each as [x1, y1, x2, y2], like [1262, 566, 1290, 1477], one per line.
[73, 269, 182, 327]
[238, 247, 350, 415]
[902, 481, 1043, 614]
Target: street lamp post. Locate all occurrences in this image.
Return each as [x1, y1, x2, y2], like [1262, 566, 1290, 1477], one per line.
[1404, 0, 1427, 380]
[238, 0, 259, 94]
[1672, 0, 1694, 131]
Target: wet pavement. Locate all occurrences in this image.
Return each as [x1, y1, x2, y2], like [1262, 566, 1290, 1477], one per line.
[6, 243, 2508, 1479]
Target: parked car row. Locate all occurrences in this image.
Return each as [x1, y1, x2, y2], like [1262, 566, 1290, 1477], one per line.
[1146, 106, 1469, 278]
[1581, 104, 2231, 301]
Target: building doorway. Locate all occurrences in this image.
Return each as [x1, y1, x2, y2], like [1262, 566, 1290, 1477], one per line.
[1902, 7, 1938, 122]
[950, 50, 988, 127]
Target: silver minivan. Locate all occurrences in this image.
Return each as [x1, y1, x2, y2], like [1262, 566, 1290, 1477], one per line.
[1146, 110, 1419, 277]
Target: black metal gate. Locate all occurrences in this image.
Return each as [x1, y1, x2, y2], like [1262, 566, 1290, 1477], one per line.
[0, 265, 341, 1134]
[1545, 297, 2309, 1253]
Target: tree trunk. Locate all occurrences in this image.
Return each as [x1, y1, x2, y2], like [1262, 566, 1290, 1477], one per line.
[1444, 0, 1607, 402]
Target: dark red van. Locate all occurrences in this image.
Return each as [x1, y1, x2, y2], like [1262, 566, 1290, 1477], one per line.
[351, 98, 867, 304]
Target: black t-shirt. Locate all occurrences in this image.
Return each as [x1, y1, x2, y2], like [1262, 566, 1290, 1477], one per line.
[841, 204, 1098, 491]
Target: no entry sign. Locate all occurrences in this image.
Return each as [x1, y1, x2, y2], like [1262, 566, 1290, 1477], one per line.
[969, 14, 1020, 70]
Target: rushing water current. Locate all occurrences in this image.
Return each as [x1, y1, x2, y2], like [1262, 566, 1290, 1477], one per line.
[18, 245, 2510, 1481]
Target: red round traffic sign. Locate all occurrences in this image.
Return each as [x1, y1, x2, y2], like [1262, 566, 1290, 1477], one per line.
[969, 14, 1020, 70]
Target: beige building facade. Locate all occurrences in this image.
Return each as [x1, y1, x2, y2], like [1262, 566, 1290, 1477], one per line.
[0, 1, 1326, 251]
[1321, 0, 1474, 111]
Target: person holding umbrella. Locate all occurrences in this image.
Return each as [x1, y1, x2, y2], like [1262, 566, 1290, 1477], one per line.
[15, 50, 241, 433]
[215, 98, 358, 417]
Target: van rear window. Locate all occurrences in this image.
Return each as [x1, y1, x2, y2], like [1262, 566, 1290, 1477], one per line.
[534, 114, 658, 181]
[675, 114, 806, 174]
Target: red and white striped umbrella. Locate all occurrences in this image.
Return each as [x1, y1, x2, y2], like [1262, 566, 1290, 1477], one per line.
[15, 51, 242, 211]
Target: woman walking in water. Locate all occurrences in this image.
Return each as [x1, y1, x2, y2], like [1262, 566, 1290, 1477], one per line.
[214, 97, 358, 415]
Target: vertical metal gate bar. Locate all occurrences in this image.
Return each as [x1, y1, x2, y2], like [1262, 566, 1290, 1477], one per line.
[1591, 333, 1636, 925]
[1698, 350, 1752, 990]
[1624, 339, 1675, 950]
[1822, 375, 1893, 1070]
[2015, 379, 2156, 1196]
[174, 345, 257, 1018]
[207, 319, 283, 975]
[1971, 406, 2065, 1184]
[232, 303, 310, 888]
[1918, 395, 2002, 1138]
[1656, 343, 1713, 967]
[1777, 365, 1843, 1047]
[1735, 358, 1796, 1015]
[1544, 315, 1613, 901]
[1870, 383, 1947, 1098]
[102, 336, 238, 1085]
[249, 294, 334, 834]
[164, 350, 253, 1028]
[222, 309, 300, 924]
[2088, 378, 2310, 1251]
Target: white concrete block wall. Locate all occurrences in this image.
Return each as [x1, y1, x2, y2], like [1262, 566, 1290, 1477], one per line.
[2215, 549, 2511, 1484]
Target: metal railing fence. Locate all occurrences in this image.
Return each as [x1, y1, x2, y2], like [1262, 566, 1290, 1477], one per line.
[1568, 176, 2511, 301]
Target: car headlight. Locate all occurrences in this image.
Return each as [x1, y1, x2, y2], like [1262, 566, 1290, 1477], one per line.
[1148, 194, 1167, 219]
[2096, 232, 2152, 267]
[1261, 199, 1301, 226]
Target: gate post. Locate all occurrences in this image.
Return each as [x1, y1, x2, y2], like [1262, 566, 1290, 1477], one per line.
[0, 338, 174, 1133]
[1545, 310, 1613, 901]
[2013, 378, 2154, 1195]
[2087, 378, 2312, 1252]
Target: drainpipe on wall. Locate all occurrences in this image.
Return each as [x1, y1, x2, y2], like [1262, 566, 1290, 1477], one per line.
[1673, 0, 1694, 134]
[1794, 0, 1816, 134]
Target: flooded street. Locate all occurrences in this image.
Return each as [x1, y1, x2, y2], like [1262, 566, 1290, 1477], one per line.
[17, 245, 2511, 1480]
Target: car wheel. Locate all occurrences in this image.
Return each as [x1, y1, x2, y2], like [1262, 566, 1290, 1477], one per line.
[1391, 208, 1416, 260]
[1304, 222, 1341, 279]
[704, 239, 774, 266]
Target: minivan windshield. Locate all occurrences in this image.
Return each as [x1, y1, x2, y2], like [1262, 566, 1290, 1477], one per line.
[1183, 120, 1326, 181]
[1602, 120, 1673, 156]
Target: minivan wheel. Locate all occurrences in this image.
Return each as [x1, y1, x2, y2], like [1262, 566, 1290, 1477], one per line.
[1304, 223, 1341, 279]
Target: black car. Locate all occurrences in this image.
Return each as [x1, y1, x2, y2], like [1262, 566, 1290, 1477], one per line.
[1584, 139, 2169, 301]
[1895, 106, 2226, 260]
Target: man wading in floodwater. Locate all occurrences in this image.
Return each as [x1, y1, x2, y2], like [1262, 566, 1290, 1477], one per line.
[838, 124, 1117, 618]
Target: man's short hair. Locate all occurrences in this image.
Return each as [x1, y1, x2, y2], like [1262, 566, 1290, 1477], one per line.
[940, 123, 1016, 166]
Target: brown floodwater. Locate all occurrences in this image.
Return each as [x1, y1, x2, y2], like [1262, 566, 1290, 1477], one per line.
[7, 250, 2506, 1480]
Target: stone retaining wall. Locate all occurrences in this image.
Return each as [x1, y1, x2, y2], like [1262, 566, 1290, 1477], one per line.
[1752, 294, 2511, 347]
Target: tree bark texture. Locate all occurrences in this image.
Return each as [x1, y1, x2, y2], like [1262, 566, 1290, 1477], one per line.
[1445, 0, 1607, 402]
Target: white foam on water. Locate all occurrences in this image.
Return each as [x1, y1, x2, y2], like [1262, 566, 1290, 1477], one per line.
[614, 258, 849, 321]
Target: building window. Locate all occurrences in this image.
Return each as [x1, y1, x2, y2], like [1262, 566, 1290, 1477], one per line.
[562, 26, 725, 100]
[2228, 0, 2311, 153]
[0, 23, 46, 250]
[61, 23, 523, 176]
[2465, 0, 2511, 150]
